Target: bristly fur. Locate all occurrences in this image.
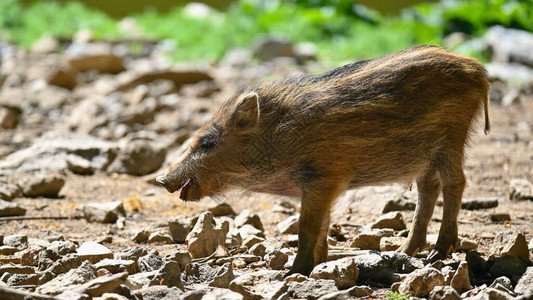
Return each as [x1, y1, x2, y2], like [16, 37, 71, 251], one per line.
[161, 45, 490, 274]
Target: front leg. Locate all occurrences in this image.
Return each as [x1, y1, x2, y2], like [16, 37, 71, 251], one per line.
[286, 185, 340, 276]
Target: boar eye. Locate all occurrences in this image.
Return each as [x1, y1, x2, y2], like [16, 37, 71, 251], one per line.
[199, 135, 217, 150]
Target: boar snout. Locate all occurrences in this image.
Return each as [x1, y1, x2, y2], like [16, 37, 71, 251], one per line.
[155, 174, 179, 193]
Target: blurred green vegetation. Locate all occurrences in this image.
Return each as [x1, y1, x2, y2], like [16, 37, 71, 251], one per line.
[1, 0, 532, 63]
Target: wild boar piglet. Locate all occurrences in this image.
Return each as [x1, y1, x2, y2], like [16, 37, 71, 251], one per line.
[157, 45, 490, 276]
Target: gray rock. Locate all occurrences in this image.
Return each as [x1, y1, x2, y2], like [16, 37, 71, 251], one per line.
[265, 247, 293, 270]
[318, 285, 373, 300]
[184, 262, 216, 285]
[253, 37, 295, 61]
[485, 26, 533, 68]
[486, 63, 533, 87]
[148, 232, 174, 244]
[0, 199, 26, 217]
[76, 242, 113, 263]
[287, 279, 339, 300]
[0, 182, 20, 201]
[186, 212, 227, 259]
[370, 212, 406, 231]
[126, 271, 159, 289]
[37, 261, 97, 295]
[203, 288, 244, 300]
[509, 178, 533, 201]
[116, 68, 214, 91]
[158, 261, 183, 289]
[209, 262, 235, 288]
[277, 214, 299, 234]
[382, 198, 416, 213]
[248, 242, 266, 258]
[132, 229, 150, 243]
[491, 276, 513, 291]
[225, 228, 243, 248]
[44, 254, 83, 276]
[0, 132, 118, 174]
[234, 209, 264, 231]
[31, 35, 59, 54]
[451, 261, 472, 293]
[94, 259, 137, 274]
[84, 201, 126, 223]
[515, 267, 533, 294]
[66, 42, 125, 74]
[3, 234, 28, 249]
[229, 270, 284, 300]
[165, 250, 192, 272]
[457, 238, 479, 252]
[47, 240, 77, 257]
[208, 202, 236, 217]
[0, 105, 21, 129]
[398, 267, 444, 297]
[350, 229, 394, 250]
[310, 257, 359, 289]
[490, 230, 530, 261]
[107, 139, 166, 176]
[115, 246, 148, 262]
[138, 253, 164, 272]
[168, 216, 194, 243]
[242, 235, 265, 249]
[220, 48, 252, 68]
[17, 173, 65, 198]
[132, 285, 183, 300]
[6, 273, 39, 286]
[380, 236, 406, 251]
[429, 285, 461, 300]
[239, 224, 265, 240]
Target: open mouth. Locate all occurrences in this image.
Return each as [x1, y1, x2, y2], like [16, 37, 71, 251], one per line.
[179, 177, 201, 201]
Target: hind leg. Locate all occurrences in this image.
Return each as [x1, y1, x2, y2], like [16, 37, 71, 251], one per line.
[429, 152, 466, 261]
[399, 166, 441, 256]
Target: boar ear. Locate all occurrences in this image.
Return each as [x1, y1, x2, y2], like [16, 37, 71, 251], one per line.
[233, 92, 260, 129]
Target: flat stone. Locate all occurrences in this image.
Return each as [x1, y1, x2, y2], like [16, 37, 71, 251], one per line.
[461, 198, 499, 210]
[239, 224, 265, 240]
[398, 267, 444, 297]
[310, 257, 360, 289]
[94, 259, 137, 274]
[490, 213, 512, 222]
[3, 234, 28, 249]
[229, 270, 284, 300]
[131, 229, 150, 243]
[84, 201, 126, 223]
[115, 246, 148, 262]
[242, 235, 265, 249]
[37, 261, 97, 295]
[429, 285, 461, 300]
[203, 288, 243, 300]
[456, 238, 479, 252]
[287, 279, 339, 300]
[0, 246, 21, 255]
[380, 236, 406, 251]
[131, 285, 183, 300]
[370, 212, 406, 231]
[76, 242, 113, 263]
[0, 200, 26, 216]
[277, 214, 299, 234]
[17, 173, 65, 198]
[0, 264, 34, 275]
[350, 229, 394, 250]
[382, 198, 416, 213]
[6, 273, 39, 286]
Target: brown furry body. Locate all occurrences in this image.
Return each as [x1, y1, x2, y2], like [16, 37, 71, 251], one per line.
[157, 45, 490, 276]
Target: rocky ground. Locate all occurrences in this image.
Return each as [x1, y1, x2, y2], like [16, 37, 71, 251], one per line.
[0, 26, 532, 300]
